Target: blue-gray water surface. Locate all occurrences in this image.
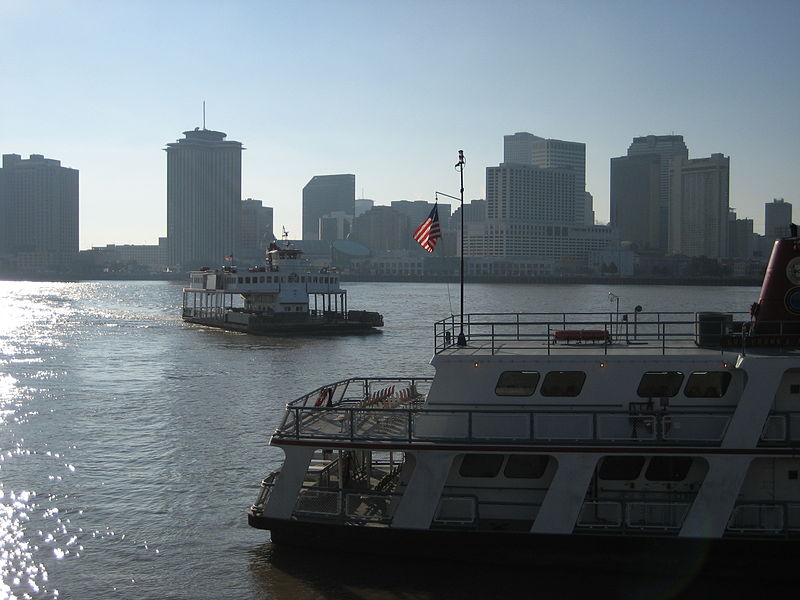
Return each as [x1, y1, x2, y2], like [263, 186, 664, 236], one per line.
[0, 279, 792, 599]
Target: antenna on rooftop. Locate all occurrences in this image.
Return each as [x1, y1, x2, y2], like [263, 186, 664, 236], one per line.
[202, 101, 206, 130]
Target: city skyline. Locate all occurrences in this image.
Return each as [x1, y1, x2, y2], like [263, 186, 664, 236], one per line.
[2, 1, 798, 249]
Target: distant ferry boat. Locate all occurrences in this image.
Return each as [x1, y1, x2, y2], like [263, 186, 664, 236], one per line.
[247, 231, 800, 572]
[182, 241, 383, 335]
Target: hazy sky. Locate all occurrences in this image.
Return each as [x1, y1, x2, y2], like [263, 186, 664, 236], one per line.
[2, 0, 798, 249]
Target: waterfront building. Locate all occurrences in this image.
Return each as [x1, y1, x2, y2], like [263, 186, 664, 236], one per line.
[503, 132, 589, 224]
[728, 210, 755, 259]
[611, 135, 689, 252]
[765, 198, 792, 240]
[465, 157, 615, 268]
[165, 128, 243, 270]
[302, 174, 355, 240]
[83, 238, 168, 272]
[349, 206, 409, 253]
[610, 153, 661, 250]
[668, 153, 730, 259]
[0, 153, 79, 269]
[355, 198, 374, 217]
[241, 198, 274, 258]
[319, 211, 352, 242]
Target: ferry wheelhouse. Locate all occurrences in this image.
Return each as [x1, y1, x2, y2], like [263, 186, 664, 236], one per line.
[182, 242, 382, 335]
[247, 235, 800, 571]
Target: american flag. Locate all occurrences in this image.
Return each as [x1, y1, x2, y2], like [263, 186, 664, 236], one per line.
[412, 203, 442, 253]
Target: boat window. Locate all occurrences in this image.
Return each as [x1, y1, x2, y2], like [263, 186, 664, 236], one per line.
[645, 457, 692, 482]
[540, 371, 586, 397]
[495, 371, 540, 396]
[637, 372, 684, 398]
[459, 454, 503, 478]
[504, 455, 549, 479]
[238, 277, 243, 284]
[598, 456, 645, 480]
[684, 371, 732, 398]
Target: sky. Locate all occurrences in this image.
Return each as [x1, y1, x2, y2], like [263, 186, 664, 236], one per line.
[1, 0, 798, 249]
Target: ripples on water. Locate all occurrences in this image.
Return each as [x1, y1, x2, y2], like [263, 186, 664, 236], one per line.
[0, 279, 775, 599]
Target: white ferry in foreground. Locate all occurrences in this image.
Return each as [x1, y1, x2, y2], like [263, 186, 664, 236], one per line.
[248, 234, 800, 572]
[182, 241, 382, 335]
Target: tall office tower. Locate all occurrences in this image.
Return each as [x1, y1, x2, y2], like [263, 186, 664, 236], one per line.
[728, 210, 754, 259]
[765, 198, 792, 239]
[503, 132, 588, 224]
[623, 135, 689, 251]
[0, 154, 79, 268]
[165, 128, 242, 270]
[610, 153, 662, 250]
[349, 206, 409, 252]
[668, 153, 730, 258]
[240, 198, 274, 256]
[302, 174, 355, 240]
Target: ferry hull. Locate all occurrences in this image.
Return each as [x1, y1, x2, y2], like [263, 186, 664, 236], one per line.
[183, 313, 382, 335]
[249, 513, 800, 577]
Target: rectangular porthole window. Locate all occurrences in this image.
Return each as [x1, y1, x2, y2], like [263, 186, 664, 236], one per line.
[504, 455, 549, 479]
[458, 454, 504, 478]
[540, 371, 586, 397]
[684, 372, 732, 398]
[637, 372, 684, 398]
[598, 456, 645, 480]
[495, 371, 540, 396]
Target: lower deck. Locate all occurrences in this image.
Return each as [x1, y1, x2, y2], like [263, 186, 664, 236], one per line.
[250, 447, 800, 540]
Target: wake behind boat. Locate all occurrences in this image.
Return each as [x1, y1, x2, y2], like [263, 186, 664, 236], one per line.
[182, 239, 383, 336]
[247, 230, 800, 572]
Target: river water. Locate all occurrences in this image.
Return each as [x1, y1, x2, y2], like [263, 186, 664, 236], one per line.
[1, 279, 792, 599]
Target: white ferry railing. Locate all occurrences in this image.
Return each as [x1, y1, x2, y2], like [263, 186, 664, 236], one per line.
[275, 378, 799, 446]
[432, 312, 800, 356]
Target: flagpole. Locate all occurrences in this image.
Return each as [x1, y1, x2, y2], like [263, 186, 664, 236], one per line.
[456, 150, 466, 346]
[434, 150, 467, 346]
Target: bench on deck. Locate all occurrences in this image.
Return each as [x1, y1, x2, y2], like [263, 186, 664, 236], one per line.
[553, 329, 610, 344]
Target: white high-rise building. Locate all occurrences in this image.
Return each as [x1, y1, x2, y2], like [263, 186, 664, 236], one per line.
[166, 128, 243, 270]
[0, 153, 79, 268]
[465, 159, 613, 266]
[503, 132, 589, 224]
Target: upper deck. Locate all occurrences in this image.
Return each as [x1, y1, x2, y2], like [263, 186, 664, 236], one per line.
[433, 311, 800, 357]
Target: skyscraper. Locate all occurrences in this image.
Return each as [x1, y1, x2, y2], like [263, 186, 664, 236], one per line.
[623, 135, 689, 252]
[302, 174, 355, 240]
[240, 198, 273, 258]
[610, 153, 661, 250]
[0, 153, 79, 269]
[611, 135, 689, 253]
[467, 158, 614, 266]
[165, 128, 242, 270]
[503, 132, 588, 223]
[765, 198, 792, 240]
[668, 153, 730, 258]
